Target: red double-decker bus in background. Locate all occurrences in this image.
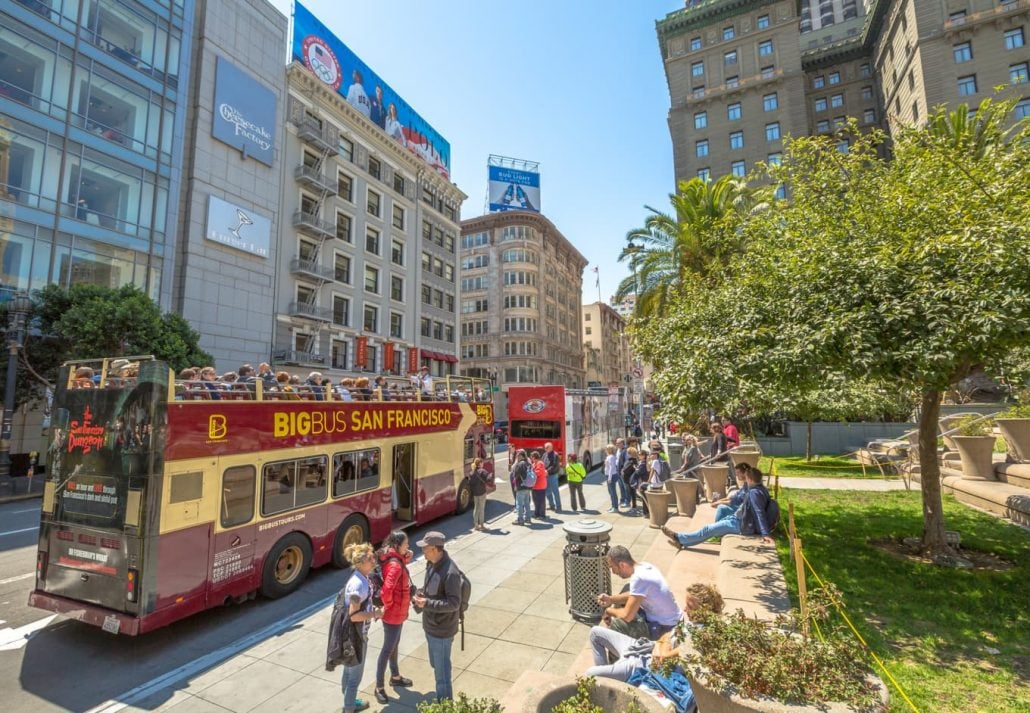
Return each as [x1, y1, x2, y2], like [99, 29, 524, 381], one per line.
[29, 357, 494, 635]
[506, 385, 625, 472]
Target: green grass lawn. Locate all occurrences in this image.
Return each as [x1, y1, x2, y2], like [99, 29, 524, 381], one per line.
[774, 489, 1030, 712]
[759, 455, 898, 479]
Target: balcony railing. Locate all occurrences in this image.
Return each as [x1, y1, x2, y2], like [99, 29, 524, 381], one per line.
[295, 117, 340, 154]
[679, 68, 784, 107]
[294, 165, 338, 194]
[288, 301, 332, 322]
[292, 210, 335, 239]
[273, 349, 327, 366]
[944, 0, 1028, 32]
[290, 257, 335, 281]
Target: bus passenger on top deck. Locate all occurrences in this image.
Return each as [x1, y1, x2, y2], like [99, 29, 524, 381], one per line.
[73, 366, 95, 388]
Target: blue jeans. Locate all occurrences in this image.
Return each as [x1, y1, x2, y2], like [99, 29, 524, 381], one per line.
[606, 477, 619, 509]
[546, 473, 562, 510]
[426, 633, 454, 702]
[714, 504, 736, 521]
[376, 622, 403, 688]
[341, 649, 366, 711]
[675, 514, 741, 547]
[616, 476, 629, 506]
[515, 489, 532, 522]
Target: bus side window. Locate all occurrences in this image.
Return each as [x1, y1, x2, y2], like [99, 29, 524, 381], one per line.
[333, 449, 380, 497]
[262, 462, 295, 515]
[221, 466, 255, 528]
[296, 456, 327, 508]
[463, 437, 475, 462]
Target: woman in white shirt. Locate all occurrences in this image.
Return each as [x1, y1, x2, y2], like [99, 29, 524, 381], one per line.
[604, 444, 620, 513]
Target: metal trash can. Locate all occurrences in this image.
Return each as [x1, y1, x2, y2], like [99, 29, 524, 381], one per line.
[667, 440, 684, 471]
[562, 519, 613, 621]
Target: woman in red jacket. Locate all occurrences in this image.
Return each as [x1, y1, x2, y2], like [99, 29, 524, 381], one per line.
[530, 450, 549, 520]
[374, 531, 414, 704]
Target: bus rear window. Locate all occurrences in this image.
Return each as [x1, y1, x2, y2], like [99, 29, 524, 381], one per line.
[221, 466, 255, 528]
[511, 420, 561, 439]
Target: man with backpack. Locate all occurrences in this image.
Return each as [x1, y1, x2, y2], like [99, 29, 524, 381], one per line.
[542, 442, 563, 513]
[511, 449, 533, 526]
[412, 531, 469, 703]
[661, 466, 777, 549]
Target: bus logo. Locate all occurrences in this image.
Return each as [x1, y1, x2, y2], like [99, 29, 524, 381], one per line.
[208, 415, 228, 441]
[522, 399, 546, 414]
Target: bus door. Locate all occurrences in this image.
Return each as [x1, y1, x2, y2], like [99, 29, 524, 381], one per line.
[392, 443, 416, 522]
[207, 462, 260, 605]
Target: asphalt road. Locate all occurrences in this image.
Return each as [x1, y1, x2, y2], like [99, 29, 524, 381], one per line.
[0, 448, 520, 712]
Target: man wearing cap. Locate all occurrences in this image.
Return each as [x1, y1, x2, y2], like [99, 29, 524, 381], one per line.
[412, 531, 461, 702]
[418, 366, 434, 398]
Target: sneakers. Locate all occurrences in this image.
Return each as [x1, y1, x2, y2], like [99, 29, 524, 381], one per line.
[607, 507, 617, 513]
[374, 688, 389, 704]
[390, 676, 413, 687]
[348, 699, 370, 712]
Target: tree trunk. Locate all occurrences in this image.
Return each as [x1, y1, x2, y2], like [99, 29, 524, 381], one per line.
[806, 421, 813, 462]
[918, 390, 952, 557]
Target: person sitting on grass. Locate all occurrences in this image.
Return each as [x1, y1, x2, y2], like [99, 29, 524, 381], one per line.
[585, 583, 725, 682]
[596, 545, 682, 640]
[662, 466, 774, 549]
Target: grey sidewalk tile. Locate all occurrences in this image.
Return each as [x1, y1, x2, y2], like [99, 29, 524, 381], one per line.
[497, 616, 573, 650]
[121, 689, 196, 713]
[242, 626, 308, 659]
[161, 696, 235, 713]
[499, 568, 559, 594]
[195, 658, 306, 712]
[247, 676, 341, 713]
[474, 585, 541, 614]
[179, 654, 262, 695]
[466, 639, 550, 683]
[517, 557, 565, 576]
[459, 605, 519, 638]
[452, 669, 514, 702]
[261, 629, 327, 674]
[463, 564, 520, 588]
[556, 626, 591, 655]
[542, 650, 578, 677]
[405, 631, 494, 670]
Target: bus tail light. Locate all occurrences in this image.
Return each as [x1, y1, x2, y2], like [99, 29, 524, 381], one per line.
[126, 568, 139, 602]
[36, 551, 48, 581]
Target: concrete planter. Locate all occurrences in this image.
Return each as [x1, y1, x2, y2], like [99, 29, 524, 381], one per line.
[730, 450, 761, 470]
[951, 435, 997, 480]
[938, 414, 967, 451]
[700, 464, 729, 502]
[645, 488, 672, 528]
[500, 671, 667, 713]
[668, 477, 699, 517]
[996, 419, 1030, 463]
[686, 667, 888, 713]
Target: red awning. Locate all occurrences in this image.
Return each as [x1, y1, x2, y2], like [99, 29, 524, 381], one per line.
[422, 350, 440, 360]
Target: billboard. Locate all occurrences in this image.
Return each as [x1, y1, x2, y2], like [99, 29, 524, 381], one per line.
[206, 195, 271, 258]
[292, 2, 450, 179]
[211, 56, 277, 166]
[488, 164, 540, 213]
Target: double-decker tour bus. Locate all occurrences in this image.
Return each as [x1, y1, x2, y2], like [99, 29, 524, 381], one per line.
[29, 357, 494, 635]
[506, 385, 625, 472]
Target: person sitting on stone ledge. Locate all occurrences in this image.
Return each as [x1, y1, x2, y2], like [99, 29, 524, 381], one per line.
[585, 583, 724, 683]
[709, 463, 752, 521]
[661, 465, 774, 549]
[596, 545, 682, 640]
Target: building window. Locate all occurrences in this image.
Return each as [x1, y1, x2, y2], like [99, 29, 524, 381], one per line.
[367, 156, 381, 181]
[759, 40, 773, 57]
[729, 131, 744, 149]
[364, 266, 379, 294]
[337, 172, 353, 201]
[335, 254, 351, 283]
[830, 94, 843, 108]
[444, 325, 454, 343]
[393, 173, 405, 194]
[433, 321, 443, 340]
[421, 251, 432, 273]
[697, 167, 711, 181]
[957, 74, 977, 96]
[761, 65, 775, 79]
[834, 115, 846, 128]
[365, 227, 380, 255]
[863, 108, 876, 124]
[775, 184, 786, 200]
[953, 41, 972, 63]
[757, 14, 769, 29]
[1015, 98, 1030, 119]
[731, 160, 745, 177]
[723, 26, 734, 41]
[765, 122, 780, 141]
[837, 139, 850, 154]
[815, 97, 827, 112]
[336, 212, 352, 242]
[949, 10, 967, 25]
[690, 36, 702, 51]
[817, 119, 830, 132]
[912, 101, 919, 122]
[813, 75, 825, 89]
[695, 139, 709, 157]
[1010, 62, 1029, 84]
[331, 339, 348, 370]
[766, 152, 781, 166]
[694, 111, 707, 129]
[364, 305, 378, 332]
[861, 85, 873, 100]
[367, 189, 383, 218]
[584, 326, 592, 335]
[1005, 28, 1025, 50]
[390, 312, 403, 339]
[724, 50, 737, 65]
[726, 75, 739, 88]
[692, 85, 705, 99]
[421, 317, 431, 337]
[859, 63, 871, 78]
[728, 102, 741, 120]
[390, 275, 404, 302]
[828, 71, 840, 85]
[763, 92, 778, 111]
[391, 239, 404, 266]
[333, 296, 349, 327]
[692, 61, 704, 77]
[392, 203, 405, 229]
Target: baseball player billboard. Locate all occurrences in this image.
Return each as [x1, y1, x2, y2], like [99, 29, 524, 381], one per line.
[488, 165, 541, 213]
[292, 2, 451, 179]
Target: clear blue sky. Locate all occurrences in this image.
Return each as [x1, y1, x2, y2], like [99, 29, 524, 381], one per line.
[268, 0, 682, 303]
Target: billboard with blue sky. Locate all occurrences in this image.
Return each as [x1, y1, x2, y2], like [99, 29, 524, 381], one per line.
[291, 1, 451, 179]
[488, 165, 540, 213]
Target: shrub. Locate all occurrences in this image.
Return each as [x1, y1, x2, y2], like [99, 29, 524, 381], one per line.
[416, 694, 503, 713]
[551, 677, 643, 713]
[997, 404, 1030, 419]
[954, 414, 993, 437]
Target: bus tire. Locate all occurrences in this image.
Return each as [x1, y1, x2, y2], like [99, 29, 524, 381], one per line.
[331, 514, 370, 569]
[455, 480, 472, 514]
[582, 452, 593, 472]
[260, 533, 311, 599]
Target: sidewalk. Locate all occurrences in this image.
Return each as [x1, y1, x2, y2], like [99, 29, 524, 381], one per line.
[121, 473, 669, 713]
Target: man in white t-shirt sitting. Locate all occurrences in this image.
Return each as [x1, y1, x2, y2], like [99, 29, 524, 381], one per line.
[596, 545, 681, 640]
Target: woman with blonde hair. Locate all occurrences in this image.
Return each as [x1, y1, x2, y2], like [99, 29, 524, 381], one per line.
[338, 542, 383, 713]
[604, 444, 620, 513]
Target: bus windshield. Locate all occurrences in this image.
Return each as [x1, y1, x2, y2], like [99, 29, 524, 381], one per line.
[510, 420, 561, 439]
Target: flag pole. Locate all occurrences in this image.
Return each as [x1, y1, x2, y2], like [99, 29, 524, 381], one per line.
[595, 266, 602, 304]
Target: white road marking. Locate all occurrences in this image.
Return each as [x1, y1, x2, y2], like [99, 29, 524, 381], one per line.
[9, 507, 41, 514]
[0, 572, 34, 586]
[0, 615, 57, 651]
[0, 526, 37, 537]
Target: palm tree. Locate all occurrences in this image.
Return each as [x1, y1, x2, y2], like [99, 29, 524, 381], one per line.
[615, 175, 766, 319]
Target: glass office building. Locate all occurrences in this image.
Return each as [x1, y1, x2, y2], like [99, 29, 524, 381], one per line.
[0, 0, 192, 305]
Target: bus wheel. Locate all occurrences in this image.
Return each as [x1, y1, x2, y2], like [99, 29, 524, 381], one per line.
[455, 480, 472, 515]
[260, 533, 311, 599]
[332, 514, 370, 569]
[582, 452, 593, 472]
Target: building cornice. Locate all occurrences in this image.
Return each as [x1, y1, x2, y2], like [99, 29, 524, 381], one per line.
[460, 212, 588, 270]
[657, 0, 779, 43]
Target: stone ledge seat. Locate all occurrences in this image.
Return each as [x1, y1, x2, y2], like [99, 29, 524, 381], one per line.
[716, 534, 791, 622]
[933, 465, 1030, 527]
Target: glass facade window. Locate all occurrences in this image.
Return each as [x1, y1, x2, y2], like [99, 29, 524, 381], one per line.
[757, 15, 769, 30]
[692, 61, 704, 77]
[813, 75, 825, 89]
[694, 111, 707, 129]
[953, 42, 972, 63]
[697, 167, 710, 181]
[728, 102, 741, 120]
[1004, 28, 1024, 50]
[957, 74, 977, 96]
[765, 122, 780, 141]
[761, 65, 774, 79]
[730, 160, 745, 177]
[763, 92, 778, 111]
[695, 139, 709, 157]
[828, 72, 840, 85]
[863, 108, 876, 124]
[1010, 63, 1028, 84]
[722, 26, 734, 41]
[690, 37, 701, 52]
[724, 50, 737, 65]
[729, 131, 743, 149]
[815, 97, 827, 112]
[1015, 98, 1030, 119]
[759, 40, 773, 57]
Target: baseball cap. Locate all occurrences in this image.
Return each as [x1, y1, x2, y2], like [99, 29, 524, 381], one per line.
[109, 358, 131, 371]
[416, 531, 447, 548]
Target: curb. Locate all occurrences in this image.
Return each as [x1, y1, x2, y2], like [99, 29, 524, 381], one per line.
[0, 491, 43, 505]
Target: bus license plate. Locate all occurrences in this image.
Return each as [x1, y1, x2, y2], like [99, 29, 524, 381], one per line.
[102, 615, 121, 634]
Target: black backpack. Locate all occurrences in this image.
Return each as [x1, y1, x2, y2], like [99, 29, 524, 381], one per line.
[368, 554, 404, 607]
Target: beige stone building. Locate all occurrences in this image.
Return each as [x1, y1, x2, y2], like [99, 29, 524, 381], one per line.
[582, 301, 631, 388]
[658, 0, 1030, 186]
[458, 211, 587, 415]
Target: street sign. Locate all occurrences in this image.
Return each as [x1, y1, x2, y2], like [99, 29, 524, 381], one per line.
[631, 367, 643, 378]
[623, 374, 632, 383]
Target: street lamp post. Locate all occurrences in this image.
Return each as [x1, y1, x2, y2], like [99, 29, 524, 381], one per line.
[625, 239, 644, 430]
[0, 291, 33, 496]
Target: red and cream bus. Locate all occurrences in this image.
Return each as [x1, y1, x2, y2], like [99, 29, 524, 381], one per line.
[506, 385, 625, 472]
[29, 357, 494, 635]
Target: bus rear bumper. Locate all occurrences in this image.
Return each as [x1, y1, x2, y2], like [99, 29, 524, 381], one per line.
[28, 590, 141, 636]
